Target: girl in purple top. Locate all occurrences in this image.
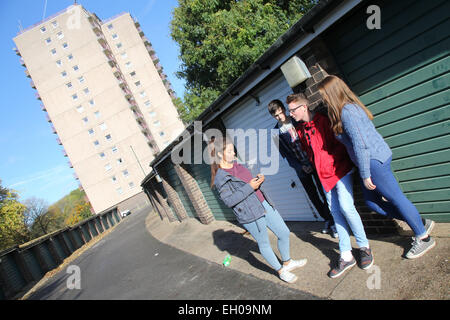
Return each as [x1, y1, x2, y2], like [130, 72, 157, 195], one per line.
[210, 137, 307, 283]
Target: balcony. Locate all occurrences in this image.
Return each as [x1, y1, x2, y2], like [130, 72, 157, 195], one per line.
[35, 92, 41, 100]
[45, 114, 52, 123]
[13, 47, 21, 56]
[62, 149, 68, 157]
[30, 80, 36, 89]
[56, 137, 62, 145]
[20, 57, 25, 66]
[24, 69, 31, 78]
[51, 125, 57, 134]
[68, 161, 73, 168]
[40, 104, 46, 111]
[112, 67, 121, 78]
[78, 183, 83, 191]
[73, 173, 79, 180]
[135, 21, 140, 28]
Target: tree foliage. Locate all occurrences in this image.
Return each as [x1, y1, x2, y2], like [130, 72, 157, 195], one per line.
[0, 181, 30, 251]
[171, 0, 317, 122]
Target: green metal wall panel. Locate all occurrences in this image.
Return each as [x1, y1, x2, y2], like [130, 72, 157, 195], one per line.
[20, 249, 43, 281]
[62, 232, 75, 252]
[325, 0, 450, 221]
[38, 242, 57, 271]
[51, 238, 67, 261]
[89, 221, 99, 237]
[1, 254, 26, 294]
[81, 225, 92, 242]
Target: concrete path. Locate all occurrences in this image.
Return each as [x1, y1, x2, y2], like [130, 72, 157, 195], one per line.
[26, 206, 319, 300]
[147, 210, 450, 300]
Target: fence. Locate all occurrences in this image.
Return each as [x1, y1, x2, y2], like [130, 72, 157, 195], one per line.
[0, 207, 121, 300]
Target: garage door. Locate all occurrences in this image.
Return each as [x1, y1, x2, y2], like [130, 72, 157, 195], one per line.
[222, 73, 319, 221]
[325, 0, 450, 221]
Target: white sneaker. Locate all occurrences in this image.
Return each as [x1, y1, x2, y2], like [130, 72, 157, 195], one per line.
[283, 258, 308, 272]
[279, 269, 298, 283]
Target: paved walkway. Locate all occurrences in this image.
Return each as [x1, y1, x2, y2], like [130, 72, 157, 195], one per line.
[146, 211, 450, 300]
[25, 207, 318, 300]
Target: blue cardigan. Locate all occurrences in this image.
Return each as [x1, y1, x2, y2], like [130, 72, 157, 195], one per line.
[335, 103, 392, 179]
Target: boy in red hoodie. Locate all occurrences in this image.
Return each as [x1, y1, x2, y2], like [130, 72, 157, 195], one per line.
[286, 93, 373, 278]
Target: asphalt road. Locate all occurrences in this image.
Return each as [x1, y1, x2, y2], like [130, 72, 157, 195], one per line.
[27, 207, 321, 300]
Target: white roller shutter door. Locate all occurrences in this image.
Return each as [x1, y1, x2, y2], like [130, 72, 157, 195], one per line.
[222, 74, 320, 221]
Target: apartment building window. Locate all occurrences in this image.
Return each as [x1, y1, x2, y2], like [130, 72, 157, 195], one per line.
[125, 61, 132, 68]
[51, 48, 57, 55]
[61, 71, 67, 77]
[129, 182, 135, 189]
[122, 169, 129, 177]
[116, 187, 123, 195]
[66, 82, 73, 89]
[107, 23, 113, 30]
[117, 158, 123, 164]
[56, 60, 62, 67]
[94, 111, 101, 118]
[73, 65, 79, 71]
[62, 42, 68, 49]
[76, 105, 84, 113]
[68, 54, 73, 60]
[100, 152, 106, 159]
[45, 37, 51, 45]
[57, 31, 64, 39]
[116, 43, 122, 49]
[159, 131, 165, 137]
[83, 87, 90, 95]
[78, 76, 85, 83]
[112, 33, 118, 39]
[105, 163, 112, 171]
[130, 71, 136, 77]
[89, 99, 95, 106]
[153, 120, 161, 127]
[111, 146, 118, 153]
[111, 176, 117, 183]
[145, 100, 151, 108]
[72, 94, 78, 101]
[105, 134, 112, 141]
[94, 140, 100, 147]
[82, 117, 89, 124]
[40, 26, 47, 33]
[100, 122, 107, 131]
[149, 111, 156, 117]
[139, 91, 146, 98]
[121, 52, 128, 59]
[88, 128, 94, 136]
[134, 81, 141, 87]
[51, 20, 58, 28]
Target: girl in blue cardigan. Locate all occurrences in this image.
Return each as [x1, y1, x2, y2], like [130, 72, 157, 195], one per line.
[318, 75, 435, 259]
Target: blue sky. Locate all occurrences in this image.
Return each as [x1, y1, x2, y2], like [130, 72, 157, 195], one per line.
[0, 0, 185, 205]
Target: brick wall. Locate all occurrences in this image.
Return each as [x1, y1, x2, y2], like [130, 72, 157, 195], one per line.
[174, 164, 215, 225]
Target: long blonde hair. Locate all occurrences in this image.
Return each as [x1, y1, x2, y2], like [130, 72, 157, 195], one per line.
[318, 75, 373, 135]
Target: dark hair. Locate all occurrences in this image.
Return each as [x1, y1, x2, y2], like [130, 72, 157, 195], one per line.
[268, 99, 285, 115]
[286, 93, 309, 105]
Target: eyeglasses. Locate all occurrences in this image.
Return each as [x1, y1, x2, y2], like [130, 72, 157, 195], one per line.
[288, 104, 306, 114]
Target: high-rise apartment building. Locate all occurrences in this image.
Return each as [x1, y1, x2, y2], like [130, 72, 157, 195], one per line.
[13, 5, 185, 213]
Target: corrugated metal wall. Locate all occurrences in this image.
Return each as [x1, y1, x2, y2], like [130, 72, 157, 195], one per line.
[325, 0, 450, 221]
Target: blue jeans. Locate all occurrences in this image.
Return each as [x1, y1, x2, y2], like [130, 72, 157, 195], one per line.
[325, 169, 370, 253]
[242, 200, 290, 271]
[361, 157, 427, 238]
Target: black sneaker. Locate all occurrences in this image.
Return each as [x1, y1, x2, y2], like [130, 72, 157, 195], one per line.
[328, 257, 356, 278]
[358, 247, 374, 270]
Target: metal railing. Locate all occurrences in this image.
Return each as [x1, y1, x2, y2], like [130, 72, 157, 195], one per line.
[0, 207, 122, 300]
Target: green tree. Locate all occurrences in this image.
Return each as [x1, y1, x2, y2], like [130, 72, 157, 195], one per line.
[171, 0, 316, 122]
[0, 180, 30, 250]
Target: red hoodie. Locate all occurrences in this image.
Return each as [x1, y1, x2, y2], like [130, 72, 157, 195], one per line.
[295, 112, 353, 192]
